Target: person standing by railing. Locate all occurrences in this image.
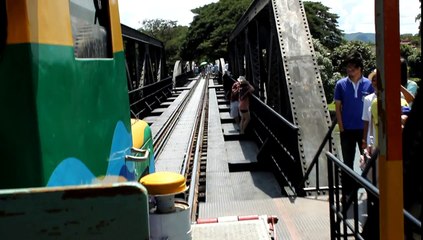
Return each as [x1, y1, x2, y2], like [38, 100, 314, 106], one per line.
[238, 76, 254, 135]
[229, 77, 241, 129]
[334, 52, 374, 197]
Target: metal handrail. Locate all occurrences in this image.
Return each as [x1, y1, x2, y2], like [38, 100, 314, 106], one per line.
[223, 75, 303, 194]
[125, 147, 150, 162]
[225, 75, 298, 131]
[128, 77, 172, 95]
[298, 118, 337, 192]
[326, 152, 379, 197]
[251, 94, 298, 131]
[326, 151, 421, 239]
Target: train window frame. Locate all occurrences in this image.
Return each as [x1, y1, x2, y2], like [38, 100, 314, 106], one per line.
[69, 0, 113, 59]
[0, 0, 7, 59]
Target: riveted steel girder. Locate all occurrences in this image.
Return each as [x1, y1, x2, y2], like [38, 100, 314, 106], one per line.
[228, 0, 338, 192]
[121, 24, 167, 90]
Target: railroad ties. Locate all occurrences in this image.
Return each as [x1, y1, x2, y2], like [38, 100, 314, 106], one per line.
[142, 73, 331, 239]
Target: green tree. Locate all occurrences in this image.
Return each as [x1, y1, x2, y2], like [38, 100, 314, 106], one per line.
[401, 44, 415, 60]
[330, 41, 376, 77]
[316, 40, 377, 102]
[313, 39, 336, 102]
[180, 0, 344, 62]
[164, 26, 188, 67]
[139, 19, 178, 40]
[304, 1, 344, 49]
[400, 33, 421, 48]
[138, 19, 188, 69]
[417, 0, 421, 35]
[408, 50, 422, 79]
[180, 0, 251, 61]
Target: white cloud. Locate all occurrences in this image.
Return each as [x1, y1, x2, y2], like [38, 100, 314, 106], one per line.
[118, 0, 218, 29]
[318, 0, 420, 34]
[118, 0, 420, 34]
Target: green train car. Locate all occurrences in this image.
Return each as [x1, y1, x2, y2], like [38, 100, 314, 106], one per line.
[0, 0, 154, 189]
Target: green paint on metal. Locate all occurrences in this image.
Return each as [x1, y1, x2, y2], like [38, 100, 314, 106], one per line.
[0, 43, 132, 188]
[0, 44, 43, 188]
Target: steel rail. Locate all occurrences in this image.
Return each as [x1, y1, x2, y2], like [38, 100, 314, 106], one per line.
[186, 75, 209, 221]
[152, 80, 200, 160]
[149, 72, 211, 221]
[180, 76, 210, 176]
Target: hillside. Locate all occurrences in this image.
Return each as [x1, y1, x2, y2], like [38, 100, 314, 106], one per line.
[344, 32, 375, 43]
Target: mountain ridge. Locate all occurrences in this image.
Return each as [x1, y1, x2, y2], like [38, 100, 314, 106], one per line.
[344, 32, 375, 43]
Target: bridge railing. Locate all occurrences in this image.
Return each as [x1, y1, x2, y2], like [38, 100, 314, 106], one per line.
[128, 68, 194, 119]
[325, 151, 421, 239]
[174, 71, 192, 88]
[297, 118, 337, 194]
[128, 76, 173, 119]
[250, 94, 302, 194]
[223, 75, 305, 194]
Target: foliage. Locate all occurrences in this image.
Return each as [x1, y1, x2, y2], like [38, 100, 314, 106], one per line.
[330, 41, 376, 77]
[180, 0, 345, 63]
[400, 44, 415, 60]
[319, 41, 376, 102]
[417, 0, 421, 35]
[400, 33, 421, 48]
[180, 0, 251, 62]
[138, 19, 188, 69]
[410, 0, 422, 78]
[304, 1, 344, 49]
[313, 39, 336, 102]
[328, 72, 343, 100]
[165, 26, 188, 67]
[139, 19, 178, 40]
[400, 43, 421, 80]
[408, 50, 422, 79]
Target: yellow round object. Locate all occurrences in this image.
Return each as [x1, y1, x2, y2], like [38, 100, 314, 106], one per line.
[140, 172, 188, 195]
[131, 118, 148, 149]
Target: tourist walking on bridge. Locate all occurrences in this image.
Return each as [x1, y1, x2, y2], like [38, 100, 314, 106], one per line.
[229, 78, 241, 128]
[334, 52, 374, 196]
[238, 76, 254, 134]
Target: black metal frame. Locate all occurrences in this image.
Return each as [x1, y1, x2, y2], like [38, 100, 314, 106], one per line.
[250, 93, 303, 195]
[326, 152, 421, 239]
[122, 24, 166, 90]
[223, 75, 306, 195]
[227, 0, 335, 193]
[128, 77, 173, 119]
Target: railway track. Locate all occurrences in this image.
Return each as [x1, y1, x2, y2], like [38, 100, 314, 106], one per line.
[183, 75, 209, 221]
[152, 79, 200, 160]
[151, 74, 211, 221]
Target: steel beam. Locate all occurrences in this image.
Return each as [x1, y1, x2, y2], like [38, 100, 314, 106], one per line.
[228, 0, 337, 192]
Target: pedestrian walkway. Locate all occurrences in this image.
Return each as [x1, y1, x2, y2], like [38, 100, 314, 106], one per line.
[199, 77, 331, 239]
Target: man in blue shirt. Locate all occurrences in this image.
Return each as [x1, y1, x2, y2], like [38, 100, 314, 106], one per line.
[334, 52, 374, 196]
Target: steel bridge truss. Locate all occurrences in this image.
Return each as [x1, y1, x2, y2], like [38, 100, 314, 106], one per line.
[122, 24, 167, 91]
[122, 24, 174, 119]
[227, 0, 337, 194]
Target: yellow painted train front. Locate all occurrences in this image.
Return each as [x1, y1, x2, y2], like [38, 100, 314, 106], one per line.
[0, 0, 154, 188]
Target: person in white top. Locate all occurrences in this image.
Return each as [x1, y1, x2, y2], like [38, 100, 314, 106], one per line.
[361, 69, 413, 171]
[362, 69, 378, 151]
[362, 68, 414, 152]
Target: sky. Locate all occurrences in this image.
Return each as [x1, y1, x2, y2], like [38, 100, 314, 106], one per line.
[118, 0, 218, 28]
[318, 0, 420, 34]
[118, 0, 421, 34]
